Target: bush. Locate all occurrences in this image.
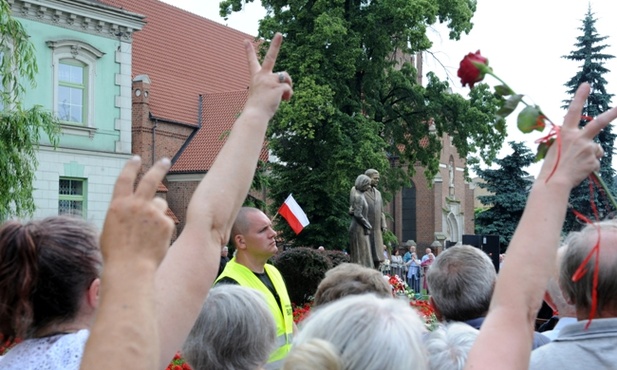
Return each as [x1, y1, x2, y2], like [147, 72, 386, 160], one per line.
[323, 249, 350, 267]
[273, 247, 332, 305]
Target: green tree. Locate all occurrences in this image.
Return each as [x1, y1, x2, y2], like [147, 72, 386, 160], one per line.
[221, 0, 506, 248]
[474, 141, 534, 250]
[1, 2, 59, 220]
[561, 6, 615, 233]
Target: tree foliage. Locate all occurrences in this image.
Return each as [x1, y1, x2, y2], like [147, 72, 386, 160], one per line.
[474, 142, 534, 250]
[561, 6, 615, 233]
[221, 0, 506, 248]
[1, 2, 59, 220]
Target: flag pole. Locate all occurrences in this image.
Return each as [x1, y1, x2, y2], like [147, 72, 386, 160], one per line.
[271, 212, 280, 223]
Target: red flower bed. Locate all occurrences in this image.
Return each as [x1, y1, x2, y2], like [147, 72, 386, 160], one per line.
[292, 302, 313, 324]
[165, 351, 192, 370]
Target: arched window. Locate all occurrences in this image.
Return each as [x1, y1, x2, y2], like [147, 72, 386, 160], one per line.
[47, 40, 105, 127]
[57, 59, 87, 123]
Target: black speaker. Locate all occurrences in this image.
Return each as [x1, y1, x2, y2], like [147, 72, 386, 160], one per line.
[462, 234, 501, 272]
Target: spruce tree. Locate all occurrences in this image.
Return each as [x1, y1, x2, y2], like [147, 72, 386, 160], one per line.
[474, 142, 535, 251]
[562, 6, 615, 233]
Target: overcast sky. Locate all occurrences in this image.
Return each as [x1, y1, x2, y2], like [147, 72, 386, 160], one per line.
[161, 0, 617, 176]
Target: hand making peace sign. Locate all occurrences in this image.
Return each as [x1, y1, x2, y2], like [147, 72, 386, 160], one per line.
[244, 32, 294, 120]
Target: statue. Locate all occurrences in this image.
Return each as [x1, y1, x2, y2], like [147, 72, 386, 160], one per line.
[349, 174, 373, 268]
[364, 169, 387, 269]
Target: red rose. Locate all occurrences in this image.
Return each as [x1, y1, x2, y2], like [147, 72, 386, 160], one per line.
[458, 50, 489, 88]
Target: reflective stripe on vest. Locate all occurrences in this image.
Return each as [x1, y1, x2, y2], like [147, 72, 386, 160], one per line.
[215, 258, 294, 364]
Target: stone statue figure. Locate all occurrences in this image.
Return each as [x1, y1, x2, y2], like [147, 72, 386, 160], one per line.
[349, 174, 373, 268]
[364, 169, 387, 269]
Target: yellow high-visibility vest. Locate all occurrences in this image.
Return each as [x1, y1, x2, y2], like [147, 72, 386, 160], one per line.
[216, 258, 294, 368]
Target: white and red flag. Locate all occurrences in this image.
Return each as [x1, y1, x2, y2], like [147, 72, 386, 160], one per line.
[278, 194, 310, 235]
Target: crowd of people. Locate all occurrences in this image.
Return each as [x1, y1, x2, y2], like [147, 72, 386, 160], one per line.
[1, 32, 617, 370]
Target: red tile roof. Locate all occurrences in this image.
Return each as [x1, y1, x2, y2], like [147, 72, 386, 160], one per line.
[101, 0, 254, 126]
[171, 89, 269, 173]
[165, 207, 180, 224]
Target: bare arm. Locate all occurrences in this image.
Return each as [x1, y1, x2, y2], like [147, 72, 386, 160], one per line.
[81, 157, 174, 370]
[465, 83, 617, 370]
[154, 33, 293, 367]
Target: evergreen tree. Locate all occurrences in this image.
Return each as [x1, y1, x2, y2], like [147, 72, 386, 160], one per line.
[1, 2, 59, 220]
[561, 6, 615, 233]
[474, 142, 535, 251]
[221, 0, 506, 248]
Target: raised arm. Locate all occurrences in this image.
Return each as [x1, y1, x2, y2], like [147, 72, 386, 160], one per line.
[465, 83, 617, 370]
[81, 157, 174, 370]
[154, 33, 293, 367]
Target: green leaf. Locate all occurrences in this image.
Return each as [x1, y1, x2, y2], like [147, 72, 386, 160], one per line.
[517, 105, 545, 133]
[494, 85, 513, 97]
[535, 139, 554, 162]
[496, 94, 523, 117]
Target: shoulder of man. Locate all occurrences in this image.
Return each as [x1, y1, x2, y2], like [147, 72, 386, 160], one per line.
[532, 331, 551, 349]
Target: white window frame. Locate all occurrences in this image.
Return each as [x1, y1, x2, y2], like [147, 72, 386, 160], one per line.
[47, 40, 104, 129]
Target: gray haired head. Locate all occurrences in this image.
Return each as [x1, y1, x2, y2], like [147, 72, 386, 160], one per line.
[183, 285, 276, 370]
[284, 294, 427, 370]
[427, 245, 496, 322]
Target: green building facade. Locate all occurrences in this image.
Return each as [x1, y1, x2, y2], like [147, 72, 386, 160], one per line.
[11, 0, 144, 227]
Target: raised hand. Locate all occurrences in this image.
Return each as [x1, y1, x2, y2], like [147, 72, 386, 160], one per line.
[539, 83, 617, 188]
[243, 32, 293, 120]
[100, 156, 174, 267]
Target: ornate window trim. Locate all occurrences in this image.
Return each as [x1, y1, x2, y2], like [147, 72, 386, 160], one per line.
[47, 39, 104, 131]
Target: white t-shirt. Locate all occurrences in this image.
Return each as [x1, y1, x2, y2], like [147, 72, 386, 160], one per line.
[0, 330, 88, 370]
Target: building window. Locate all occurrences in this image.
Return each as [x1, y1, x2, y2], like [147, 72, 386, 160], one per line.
[58, 60, 87, 123]
[47, 40, 104, 127]
[58, 178, 87, 217]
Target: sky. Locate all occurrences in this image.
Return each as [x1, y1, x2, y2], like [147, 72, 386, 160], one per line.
[161, 0, 617, 176]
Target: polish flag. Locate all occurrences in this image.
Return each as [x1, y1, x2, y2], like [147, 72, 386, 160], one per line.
[278, 194, 310, 235]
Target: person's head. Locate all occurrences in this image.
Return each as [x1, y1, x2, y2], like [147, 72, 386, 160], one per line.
[230, 207, 277, 261]
[425, 247, 432, 255]
[313, 263, 392, 307]
[544, 245, 576, 317]
[221, 246, 229, 258]
[409, 245, 416, 253]
[364, 169, 380, 188]
[426, 245, 496, 322]
[428, 253, 435, 261]
[318, 246, 325, 251]
[183, 285, 276, 370]
[0, 216, 102, 339]
[425, 322, 479, 370]
[284, 294, 427, 370]
[560, 221, 617, 319]
[411, 252, 418, 259]
[354, 174, 372, 192]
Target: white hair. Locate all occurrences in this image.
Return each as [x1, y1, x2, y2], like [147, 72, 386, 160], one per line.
[283, 294, 428, 370]
[183, 285, 276, 370]
[425, 322, 479, 370]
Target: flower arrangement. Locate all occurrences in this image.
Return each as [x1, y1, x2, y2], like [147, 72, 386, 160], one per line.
[386, 274, 416, 299]
[458, 51, 611, 327]
[165, 351, 192, 370]
[292, 302, 313, 324]
[385, 274, 438, 330]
